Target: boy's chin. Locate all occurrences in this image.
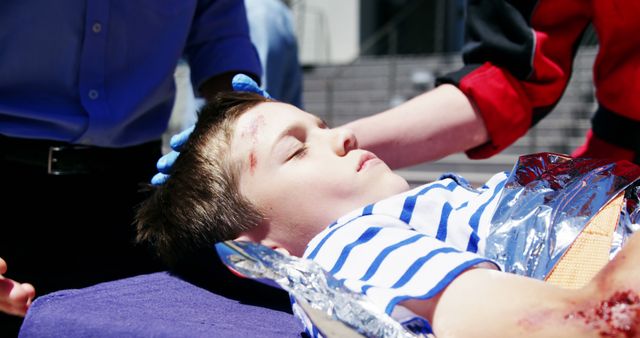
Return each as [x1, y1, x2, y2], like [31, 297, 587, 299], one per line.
[386, 172, 411, 192]
[369, 174, 410, 201]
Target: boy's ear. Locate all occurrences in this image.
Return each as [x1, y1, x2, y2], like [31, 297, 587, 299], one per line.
[234, 233, 290, 256]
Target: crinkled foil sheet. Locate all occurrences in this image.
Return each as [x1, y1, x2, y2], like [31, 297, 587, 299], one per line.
[216, 241, 420, 338]
[484, 152, 640, 279]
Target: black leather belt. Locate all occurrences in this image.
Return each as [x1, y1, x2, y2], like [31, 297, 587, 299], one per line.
[0, 135, 161, 175]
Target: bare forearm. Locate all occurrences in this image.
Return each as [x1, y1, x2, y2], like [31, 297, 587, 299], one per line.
[342, 84, 489, 169]
[420, 269, 593, 338]
[403, 232, 640, 337]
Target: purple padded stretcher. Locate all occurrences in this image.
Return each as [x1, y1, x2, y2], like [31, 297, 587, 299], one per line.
[19, 271, 302, 337]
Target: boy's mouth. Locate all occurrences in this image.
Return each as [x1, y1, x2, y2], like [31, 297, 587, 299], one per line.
[357, 152, 379, 172]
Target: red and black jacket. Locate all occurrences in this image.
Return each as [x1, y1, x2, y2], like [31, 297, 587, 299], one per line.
[438, 0, 640, 162]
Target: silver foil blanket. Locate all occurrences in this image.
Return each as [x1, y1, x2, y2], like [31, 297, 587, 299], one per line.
[484, 152, 640, 279]
[215, 241, 421, 338]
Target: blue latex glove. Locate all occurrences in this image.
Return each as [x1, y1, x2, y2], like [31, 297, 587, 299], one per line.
[151, 74, 270, 185]
[230, 73, 272, 99]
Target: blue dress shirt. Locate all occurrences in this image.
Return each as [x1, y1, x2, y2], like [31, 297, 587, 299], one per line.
[0, 0, 261, 147]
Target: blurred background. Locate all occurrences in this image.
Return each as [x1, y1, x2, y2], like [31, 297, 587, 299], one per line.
[171, 0, 600, 186]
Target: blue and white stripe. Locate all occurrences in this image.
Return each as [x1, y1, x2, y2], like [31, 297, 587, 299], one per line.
[301, 172, 508, 334]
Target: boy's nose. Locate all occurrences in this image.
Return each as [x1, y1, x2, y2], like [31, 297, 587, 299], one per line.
[333, 128, 358, 156]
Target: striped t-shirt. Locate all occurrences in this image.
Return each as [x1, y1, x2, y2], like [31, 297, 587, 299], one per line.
[301, 172, 508, 335]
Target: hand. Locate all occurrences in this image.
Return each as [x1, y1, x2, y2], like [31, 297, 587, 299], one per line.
[0, 257, 35, 317]
[151, 126, 194, 185]
[151, 73, 271, 185]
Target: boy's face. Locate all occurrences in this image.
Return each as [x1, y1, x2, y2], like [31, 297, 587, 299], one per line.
[231, 102, 409, 256]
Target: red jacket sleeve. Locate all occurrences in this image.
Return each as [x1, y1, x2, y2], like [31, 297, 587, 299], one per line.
[438, 0, 591, 159]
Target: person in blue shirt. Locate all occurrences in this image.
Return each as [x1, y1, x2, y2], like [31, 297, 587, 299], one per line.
[0, 0, 261, 333]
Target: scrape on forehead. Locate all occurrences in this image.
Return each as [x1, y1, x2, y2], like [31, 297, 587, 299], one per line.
[239, 113, 266, 140]
[235, 110, 267, 176]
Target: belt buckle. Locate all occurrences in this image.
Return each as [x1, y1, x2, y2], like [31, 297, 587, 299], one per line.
[48, 145, 91, 175]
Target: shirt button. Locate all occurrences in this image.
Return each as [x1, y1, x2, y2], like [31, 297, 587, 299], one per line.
[92, 22, 102, 33]
[88, 90, 99, 100]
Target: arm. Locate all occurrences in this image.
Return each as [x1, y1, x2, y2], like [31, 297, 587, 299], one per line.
[342, 84, 488, 169]
[403, 231, 640, 338]
[447, 0, 591, 159]
[0, 258, 35, 317]
[346, 1, 592, 167]
[411, 268, 588, 337]
[185, 0, 262, 101]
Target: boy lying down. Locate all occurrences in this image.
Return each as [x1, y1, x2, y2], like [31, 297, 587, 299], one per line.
[136, 92, 640, 338]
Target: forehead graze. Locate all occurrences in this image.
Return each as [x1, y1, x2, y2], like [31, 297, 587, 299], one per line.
[235, 111, 268, 176]
[239, 113, 266, 140]
[237, 105, 319, 141]
[232, 103, 326, 168]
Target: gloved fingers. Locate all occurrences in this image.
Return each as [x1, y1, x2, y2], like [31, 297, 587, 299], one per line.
[232, 73, 272, 99]
[151, 172, 170, 186]
[168, 74, 268, 152]
[151, 73, 272, 187]
[156, 151, 180, 174]
[169, 125, 195, 152]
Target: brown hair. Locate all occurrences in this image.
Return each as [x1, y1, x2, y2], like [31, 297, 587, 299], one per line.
[136, 92, 271, 269]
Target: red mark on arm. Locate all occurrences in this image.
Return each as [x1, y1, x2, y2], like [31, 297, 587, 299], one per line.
[565, 290, 640, 337]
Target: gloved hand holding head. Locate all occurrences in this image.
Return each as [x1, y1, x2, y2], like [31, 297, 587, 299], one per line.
[151, 74, 271, 185]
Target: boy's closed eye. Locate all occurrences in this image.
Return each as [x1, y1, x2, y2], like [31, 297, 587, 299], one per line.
[275, 136, 305, 163]
[289, 119, 328, 160]
[287, 145, 308, 161]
